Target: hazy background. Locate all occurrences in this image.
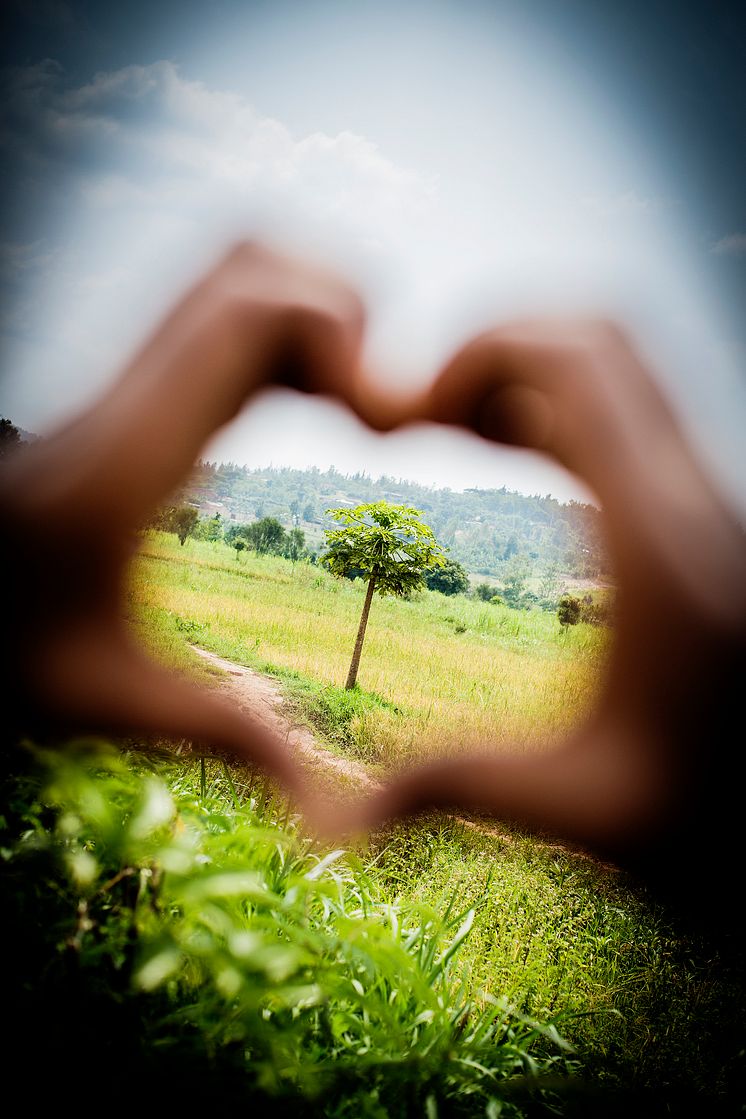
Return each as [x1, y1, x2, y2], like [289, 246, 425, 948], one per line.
[1, 0, 744, 507]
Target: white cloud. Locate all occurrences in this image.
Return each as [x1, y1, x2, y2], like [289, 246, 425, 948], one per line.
[711, 233, 746, 256]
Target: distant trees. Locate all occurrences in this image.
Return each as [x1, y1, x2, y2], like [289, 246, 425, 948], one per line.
[224, 517, 310, 564]
[322, 501, 446, 690]
[244, 517, 286, 555]
[424, 557, 469, 596]
[181, 462, 609, 580]
[0, 417, 21, 462]
[194, 513, 223, 543]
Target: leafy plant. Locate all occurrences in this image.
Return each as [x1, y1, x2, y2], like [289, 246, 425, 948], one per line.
[1, 741, 577, 1114]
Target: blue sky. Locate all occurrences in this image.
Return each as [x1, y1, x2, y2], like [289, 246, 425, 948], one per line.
[1, 0, 744, 505]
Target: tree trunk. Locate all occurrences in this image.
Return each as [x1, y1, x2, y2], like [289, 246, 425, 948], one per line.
[345, 574, 376, 690]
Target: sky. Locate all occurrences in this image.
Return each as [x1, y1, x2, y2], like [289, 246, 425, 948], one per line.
[1, 0, 744, 507]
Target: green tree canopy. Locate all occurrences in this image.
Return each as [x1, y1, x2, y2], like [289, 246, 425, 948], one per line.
[243, 517, 287, 555]
[152, 504, 199, 545]
[424, 557, 469, 596]
[321, 501, 446, 688]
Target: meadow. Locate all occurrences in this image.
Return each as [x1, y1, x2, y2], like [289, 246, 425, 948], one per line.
[3, 531, 742, 1115]
[131, 533, 608, 767]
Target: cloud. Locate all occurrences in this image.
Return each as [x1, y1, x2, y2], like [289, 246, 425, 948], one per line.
[0, 60, 435, 248]
[711, 233, 746, 256]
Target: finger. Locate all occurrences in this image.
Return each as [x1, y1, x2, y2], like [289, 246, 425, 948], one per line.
[423, 320, 746, 629]
[31, 629, 307, 796]
[308, 724, 668, 861]
[10, 242, 366, 536]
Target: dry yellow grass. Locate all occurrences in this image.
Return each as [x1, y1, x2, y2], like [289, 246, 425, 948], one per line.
[130, 533, 609, 766]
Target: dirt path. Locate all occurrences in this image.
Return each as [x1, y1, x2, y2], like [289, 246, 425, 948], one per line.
[193, 646, 615, 870]
[193, 647, 381, 792]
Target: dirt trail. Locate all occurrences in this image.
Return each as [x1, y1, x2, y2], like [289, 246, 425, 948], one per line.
[194, 646, 614, 869]
[193, 647, 381, 792]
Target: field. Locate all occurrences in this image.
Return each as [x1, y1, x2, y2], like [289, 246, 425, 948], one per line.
[3, 531, 743, 1115]
[131, 534, 608, 767]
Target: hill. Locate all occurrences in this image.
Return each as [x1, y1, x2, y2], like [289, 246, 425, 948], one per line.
[183, 461, 609, 582]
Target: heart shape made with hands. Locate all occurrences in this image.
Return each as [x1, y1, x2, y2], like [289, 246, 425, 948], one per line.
[2, 241, 745, 913]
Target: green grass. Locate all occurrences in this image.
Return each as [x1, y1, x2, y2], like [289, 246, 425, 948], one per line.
[130, 534, 608, 765]
[2, 531, 742, 1114]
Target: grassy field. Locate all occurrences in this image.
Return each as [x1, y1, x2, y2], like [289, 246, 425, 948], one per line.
[4, 530, 736, 1112]
[130, 533, 609, 767]
[120, 533, 746, 1111]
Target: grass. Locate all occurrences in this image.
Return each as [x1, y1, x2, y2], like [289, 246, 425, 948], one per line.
[130, 534, 609, 766]
[2, 530, 742, 1114]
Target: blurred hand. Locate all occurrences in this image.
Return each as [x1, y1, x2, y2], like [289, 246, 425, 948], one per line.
[3, 245, 744, 915]
[0, 242, 384, 796]
[321, 320, 746, 913]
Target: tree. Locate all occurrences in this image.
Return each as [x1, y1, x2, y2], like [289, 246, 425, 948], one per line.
[321, 501, 446, 690]
[151, 504, 199, 545]
[194, 513, 222, 543]
[284, 526, 307, 565]
[424, 557, 469, 596]
[500, 554, 532, 608]
[1, 417, 22, 462]
[557, 594, 581, 628]
[244, 517, 287, 555]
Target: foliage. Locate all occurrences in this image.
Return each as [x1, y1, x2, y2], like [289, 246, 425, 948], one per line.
[224, 519, 309, 565]
[151, 503, 199, 545]
[424, 557, 470, 596]
[1, 741, 578, 1114]
[244, 516, 288, 555]
[321, 502, 446, 598]
[194, 512, 223, 543]
[0, 416, 21, 461]
[183, 462, 610, 581]
[321, 502, 447, 689]
[557, 595, 582, 628]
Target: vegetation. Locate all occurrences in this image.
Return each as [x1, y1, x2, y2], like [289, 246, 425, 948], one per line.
[0, 416, 21, 461]
[321, 502, 447, 690]
[151, 502, 200, 545]
[179, 461, 609, 581]
[225, 517, 311, 565]
[4, 531, 742, 1113]
[132, 534, 606, 765]
[424, 557, 470, 596]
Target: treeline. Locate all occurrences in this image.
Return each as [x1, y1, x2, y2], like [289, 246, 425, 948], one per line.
[180, 461, 609, 581]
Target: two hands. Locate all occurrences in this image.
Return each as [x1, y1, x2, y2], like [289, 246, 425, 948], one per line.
[3, 242, 745, 917]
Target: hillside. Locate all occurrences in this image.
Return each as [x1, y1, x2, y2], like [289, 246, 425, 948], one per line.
[183, 461, 609, 582]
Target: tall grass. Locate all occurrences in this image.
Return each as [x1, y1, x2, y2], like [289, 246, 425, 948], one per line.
[131, 534, 608, 766]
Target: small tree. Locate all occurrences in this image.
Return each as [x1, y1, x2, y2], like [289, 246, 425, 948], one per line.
[322, 502, 446, 690]
[151, 504, 199, 546]
[424, 557, 469, 596]
[284, 526, 307, 566]
[244, 517, 287, 555]
[557, 594, 581, 628]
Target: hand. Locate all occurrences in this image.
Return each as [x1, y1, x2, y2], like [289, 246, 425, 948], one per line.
[0, 242, 389, 796]
[321, 320, 746, 915]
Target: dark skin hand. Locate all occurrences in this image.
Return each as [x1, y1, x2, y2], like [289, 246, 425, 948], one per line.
[2, 242, 745, 920]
